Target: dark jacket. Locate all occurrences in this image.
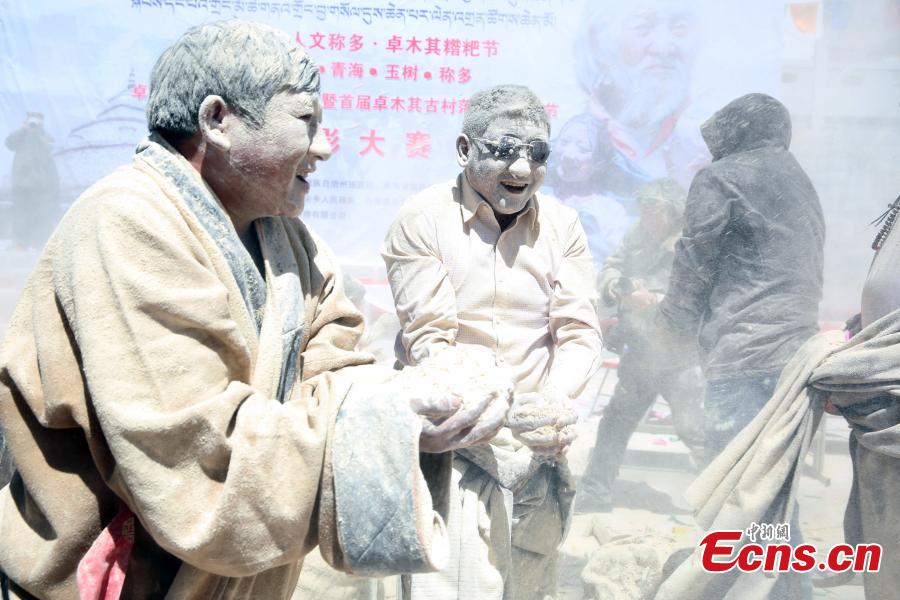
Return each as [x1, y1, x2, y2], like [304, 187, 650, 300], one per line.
[658, 93, 825, 381]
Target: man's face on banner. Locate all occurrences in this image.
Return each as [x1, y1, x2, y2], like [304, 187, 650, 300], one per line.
[596, 2, 700, 127]
[465, 116, 549, 216]
[615, 6, 698, 76]
[554, 123, 598, 184]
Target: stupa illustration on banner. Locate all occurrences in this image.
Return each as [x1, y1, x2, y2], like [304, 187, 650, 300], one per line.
[54, 70, 147, 204]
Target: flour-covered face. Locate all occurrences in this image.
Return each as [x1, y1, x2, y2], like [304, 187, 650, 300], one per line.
[227, 91, 331, 218]
[462, 117, 549, 216]
[638, 197, 675, 241]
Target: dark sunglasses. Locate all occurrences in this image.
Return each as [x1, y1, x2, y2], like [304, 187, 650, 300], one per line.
[474, 136, 551, 164]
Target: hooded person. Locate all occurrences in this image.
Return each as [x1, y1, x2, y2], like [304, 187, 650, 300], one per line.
[0, 21, 512, 600]
[577, 178, 704, 513]
[657, 93, 824, 600]
[658, 93, 825, 459]
[382, 84, 603, 600]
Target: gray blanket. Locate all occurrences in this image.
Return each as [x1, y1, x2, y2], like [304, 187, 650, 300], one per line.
[657, 308, 900, 599]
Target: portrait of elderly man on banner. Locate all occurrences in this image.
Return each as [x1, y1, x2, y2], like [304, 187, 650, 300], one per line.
[550, 0, 710, 249]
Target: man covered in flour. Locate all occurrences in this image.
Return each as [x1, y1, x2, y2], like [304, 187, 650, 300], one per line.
[0, 21, 511, 599]
[383, 84, 603, 599]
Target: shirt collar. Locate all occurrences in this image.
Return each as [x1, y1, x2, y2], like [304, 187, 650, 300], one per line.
[458, 171, 540, 231]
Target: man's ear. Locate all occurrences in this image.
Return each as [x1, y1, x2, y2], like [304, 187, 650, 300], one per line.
[198, 96, 232, 152]
[456, 134, 472, 168]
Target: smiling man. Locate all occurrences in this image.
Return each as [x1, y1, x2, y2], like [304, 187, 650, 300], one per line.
[0, 21, 511, 599]
[383, 85, 603, 599]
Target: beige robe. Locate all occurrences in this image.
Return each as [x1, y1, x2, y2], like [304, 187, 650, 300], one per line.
[0, 138, 448, 599]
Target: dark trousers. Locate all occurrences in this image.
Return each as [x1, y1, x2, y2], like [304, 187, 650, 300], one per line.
[704, 374, 780, 464]
[704, 373, 812, 600]
[580, 355, 704, 501]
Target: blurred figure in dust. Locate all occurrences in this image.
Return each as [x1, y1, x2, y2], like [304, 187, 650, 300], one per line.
[577, 178, 704, 513]
[4, 112, 59, 249]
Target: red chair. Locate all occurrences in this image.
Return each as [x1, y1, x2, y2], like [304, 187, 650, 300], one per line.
[589, 357, 620, 416]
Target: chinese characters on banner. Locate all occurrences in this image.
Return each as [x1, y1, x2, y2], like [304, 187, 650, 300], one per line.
[3, 0, 783, 302]
[114, 0, 578, 268]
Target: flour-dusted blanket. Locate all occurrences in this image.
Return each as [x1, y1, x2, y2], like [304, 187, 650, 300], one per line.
[657, 309, 900, 599]
[0, 137, 449, 599]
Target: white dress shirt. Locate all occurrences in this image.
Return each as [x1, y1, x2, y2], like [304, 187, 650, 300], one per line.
[382, 172, 602, 398]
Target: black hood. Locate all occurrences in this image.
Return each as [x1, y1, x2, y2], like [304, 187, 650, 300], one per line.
[700, 93, 792, 161]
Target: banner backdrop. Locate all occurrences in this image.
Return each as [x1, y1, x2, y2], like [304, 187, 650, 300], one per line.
[1, 0, 784, 309]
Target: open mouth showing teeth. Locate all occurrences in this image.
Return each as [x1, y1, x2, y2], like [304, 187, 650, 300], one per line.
[296, 174, 308, 183]
[502, 182, 527, 193]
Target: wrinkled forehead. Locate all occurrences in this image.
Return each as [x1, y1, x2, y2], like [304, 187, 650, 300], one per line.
[276, 90, 319, 109]
[638, 194, 666, 206]
[263, 90, 321, 117]
[481, 111, 549, 139]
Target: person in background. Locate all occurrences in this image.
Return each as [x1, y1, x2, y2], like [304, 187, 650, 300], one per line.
[578, 178, 704, 513]
[658, 92, 824, 600]
[4, 111, 60, 249]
